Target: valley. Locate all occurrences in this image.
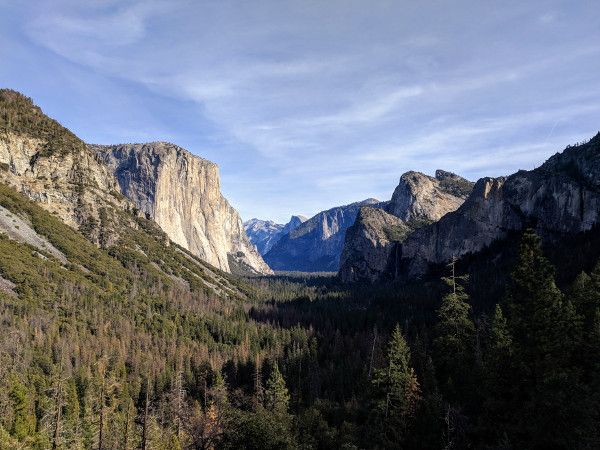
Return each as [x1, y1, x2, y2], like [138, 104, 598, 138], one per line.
[1, 89, 599, 449]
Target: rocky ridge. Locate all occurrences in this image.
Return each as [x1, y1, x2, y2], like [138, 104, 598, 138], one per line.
[386, 169, 474, 220]
[0, 90, 133, 244]
[244, 215, 307, 255]
[0, 89, 271, 276]
[338, 206, 409, 282]
[339, 170, 474, 282]
[395, 134, 600, 279]
[91, 142, 272, 275]
[264, 198, 382, 272]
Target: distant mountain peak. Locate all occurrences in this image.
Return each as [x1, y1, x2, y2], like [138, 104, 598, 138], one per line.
[244, 214, 308, 256]
[264, 199, 383, 272]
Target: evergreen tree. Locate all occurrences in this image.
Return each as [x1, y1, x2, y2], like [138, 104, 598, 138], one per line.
[9, 374, 34, 441]
[569, 268, 600, 445]
[482, 304, 515, 445]
[368, 324, 421, 448]
[219, 408, 297, 450]
[432, 259, 475, 402]
[502, 229, 582, 448]
[264, 362, 290, 415]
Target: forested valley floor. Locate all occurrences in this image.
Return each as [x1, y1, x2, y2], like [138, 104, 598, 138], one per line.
[1, 197, 599, 449]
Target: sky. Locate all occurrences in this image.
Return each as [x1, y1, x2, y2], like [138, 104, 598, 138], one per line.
[1, 0, 599, 223]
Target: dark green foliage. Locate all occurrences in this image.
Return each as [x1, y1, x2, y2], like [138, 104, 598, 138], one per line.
[381, 216, 433, 243]
[366, 324, 422, 448]
[264, 362, 290, 415]
[438, 176, 475, 198]
[481, 230, 588, 448]
[381, 224, 410, 241]
[295, 407, 339, 449]
[9, 375, 34, 440]
[432, 263, 475, 403]
[219, 407, 297, 450]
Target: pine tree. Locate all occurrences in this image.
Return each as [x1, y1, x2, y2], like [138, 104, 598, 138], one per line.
[432, 258, 475, 402]
[369, 324, 422, 448]
[9, 374, 33, 441]
[264, 362, 290, 415]
[502, 229, 582, 447]
[482, 304, 515, 444]
[569, 268, 600, 445]
[253, 353, 264, 407]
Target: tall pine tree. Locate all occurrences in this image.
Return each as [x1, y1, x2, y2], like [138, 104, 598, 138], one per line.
[501, 229, 582, 448]
[432, 258, 475, 403]
[264, 362, 290, 415]
[368, 324, 421, 448]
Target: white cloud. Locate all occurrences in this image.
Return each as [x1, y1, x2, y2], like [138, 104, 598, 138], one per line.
[3, 0, 600, 222]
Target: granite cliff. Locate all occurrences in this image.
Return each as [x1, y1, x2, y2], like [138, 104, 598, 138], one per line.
[0, 89, 132, 245]
[0, 89, 262, 302]
[338, 206, 409, 282]
[90, 142, 272, 275]
[244, 215, 307, 255]
[395, 134, 600, 279]
[264, 198, 382, 272]
[386, 170, 474, 220]
[339, 170, 473, 282]
[0, 89, 271, 276]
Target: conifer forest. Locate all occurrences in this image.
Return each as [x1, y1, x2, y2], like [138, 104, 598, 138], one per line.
[1, 196, 599, 449]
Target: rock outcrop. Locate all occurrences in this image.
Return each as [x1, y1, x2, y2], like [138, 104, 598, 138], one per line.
[282, 215, 308, 235]
[264, 199, 381, 272]
[338, 206, 409, 282]
[386, 170, 474, 221]
[244, 215, 307, 255]
[339, 170, 473, 282]
[396, 134, 600, 278]
[0, 90, 131, 239]
[91, 142, 272, 274]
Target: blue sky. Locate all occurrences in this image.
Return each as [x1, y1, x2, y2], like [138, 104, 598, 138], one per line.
[1, 0, 599, 223]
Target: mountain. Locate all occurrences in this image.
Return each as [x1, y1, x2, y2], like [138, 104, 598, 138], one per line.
[0, 88, 270, 276]
[244, 215, 307, 255]
[89, 143, 272, 275]
[244, 219, 284, 254]
[394, 134, 600, 279]
[264, 198, 382, 272]
[0, 89, 254, 300]
[282, 214, 308, 234]
[338, 206, 409, 282]
[0, 89, 131, 244]
[339, 170, 474, 282]
[385, 169, 474, 221]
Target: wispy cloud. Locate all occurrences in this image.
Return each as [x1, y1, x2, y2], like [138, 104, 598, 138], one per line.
[2, 0, 600, 222]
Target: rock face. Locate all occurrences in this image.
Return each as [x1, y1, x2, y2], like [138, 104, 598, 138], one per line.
[394, 133, 600, 279]
[244, 219, 284, 255]
[282, 215, 308, 235]
[338, 206, 409, 282]
[90, 142, 272, 275]
[386, 170, 474, 221]
[339, 170, 473, 282]
[244, 215, 307, 255]
[0, 90, 130, 236]
[264, 199, 381, 272]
